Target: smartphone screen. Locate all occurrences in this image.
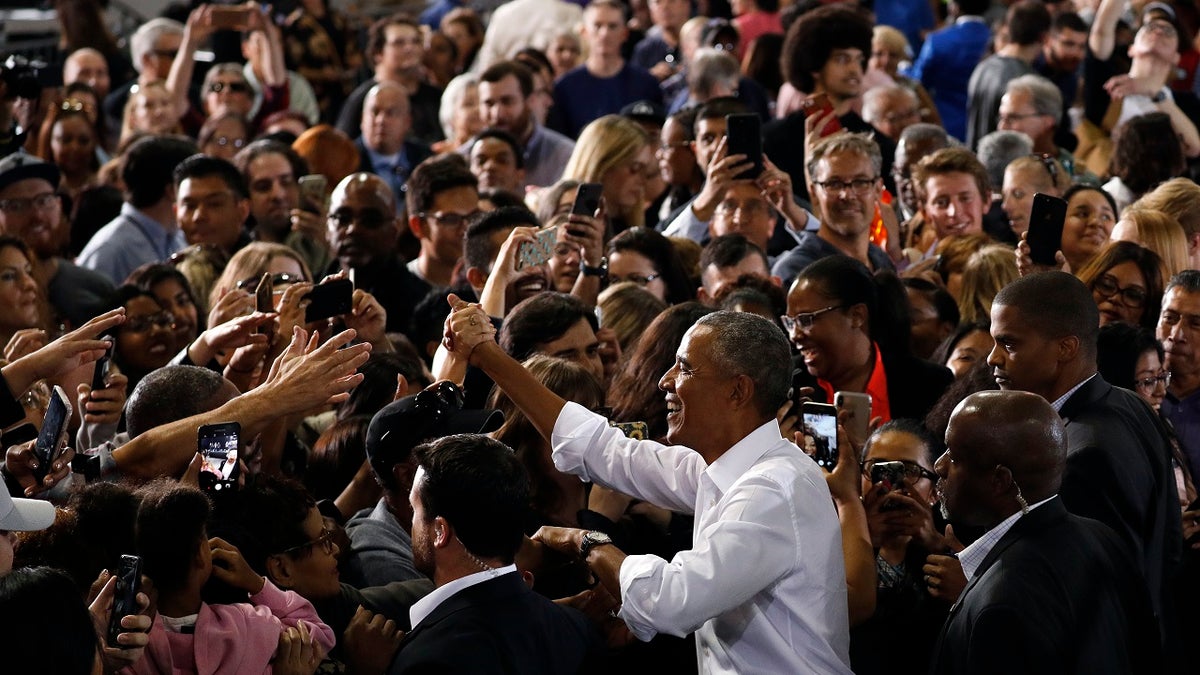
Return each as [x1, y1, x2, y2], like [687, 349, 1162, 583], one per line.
[33, 386, 72, 482]
[1027, 193, 1068, 266]
[724, 113, 763, 180]
[107, 554, 141, 646]
[303, 278, 354, 323]
[198, 422, 240, 493]
[801, 402, 839, 470]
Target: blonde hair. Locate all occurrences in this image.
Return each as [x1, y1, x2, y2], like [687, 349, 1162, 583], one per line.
[1004, 155, 1069, 195]
[120, 81, 181, 145]
[1116, 208, 1190, 278]
[872, 25, 909, 59]
[1131, 178, 1200, 238]
[958, 244, 1018, 325]
[563, 115, 651, 228]
[209, 242, 313, 310]
[597, 282, 667, 355]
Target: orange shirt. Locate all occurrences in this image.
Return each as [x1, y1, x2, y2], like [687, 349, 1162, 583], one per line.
[817, 342, 892, 423]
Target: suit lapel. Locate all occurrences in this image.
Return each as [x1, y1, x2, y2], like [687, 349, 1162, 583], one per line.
[397, 572, 525, 648]
[1057, 375, 1107, 424]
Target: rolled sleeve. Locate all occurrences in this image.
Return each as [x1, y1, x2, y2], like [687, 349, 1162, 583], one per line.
[661, 204, 710, 242]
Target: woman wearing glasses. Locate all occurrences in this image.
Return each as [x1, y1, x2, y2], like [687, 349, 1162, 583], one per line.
[108, 286, 179, 392]
[1074, 240, 1166, 329]
[785, 255, 952, 423]
[605, 227, 695, 305]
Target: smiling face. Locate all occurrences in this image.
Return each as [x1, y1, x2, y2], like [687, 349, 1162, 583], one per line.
[1091, 260, 1148, 327]
[51, 115, 97, 177]
[150, 277, 198, 353]
[921, 171, 985, 240]
[116, 295, 174, 376]
[786, 277, 866, 383]
[0, 246, 39, 333]
[811, 149, 880, 240]
[1061, 189, 1116, 271]
[0, 177, 62, 259]
[658, 324, 735, 452]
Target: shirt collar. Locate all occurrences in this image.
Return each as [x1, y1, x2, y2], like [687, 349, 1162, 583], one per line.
[409, 564, 518, 630]
[365, 144, 411, 172]
[956, 15, 986, 25]
[1051, 373, 1097, 412]
[957, 495, 1055, 579]
[705, 419, 783, 494]
[122, 201, 174, 235]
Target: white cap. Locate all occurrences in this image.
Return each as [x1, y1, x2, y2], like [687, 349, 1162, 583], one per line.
[0, 480, 55, 532]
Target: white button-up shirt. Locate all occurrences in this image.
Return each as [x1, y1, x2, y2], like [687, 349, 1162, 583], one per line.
[551, 402, 853, 674]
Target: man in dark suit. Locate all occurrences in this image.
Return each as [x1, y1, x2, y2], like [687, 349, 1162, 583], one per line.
[389, 434, 601, 674]
[930, 390, 1161, 674]
[356, 81, 433, 203]
[987, 271, 1182, 646]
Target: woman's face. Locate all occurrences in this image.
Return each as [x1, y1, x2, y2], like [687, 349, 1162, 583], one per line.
[201, 118, 248, 162]
[1001, 164, 1049, 237]
[601, 145, 653, 221]
[549, 35, 582, 75]
[151, 277, 198, 353]
[116, 295, 175, 375]
[786, 278, 864, 382]
[132, 87, 175, 134]
[869, 39, 903, 77]
[946, 328, 994, 379]
[51, 115, 96, 177]
[273, 507, 341, 601]
[608, 249, 667, 302]
[1061, 189, 1116, 270]
[265, 255, 307, 311]
[549, 224, 581, 293]
[861, 429, 937, 506]
[452, 84, 483, 145]
[1091, 260, 1148, 327]
[0, 247, 39, 332]
[1134, 348, 1168, 411]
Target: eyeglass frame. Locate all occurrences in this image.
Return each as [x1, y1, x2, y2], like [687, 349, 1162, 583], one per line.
[121, 310, 177, 333]
[811, 177, 880, 195]
[276, 524, 337, 557]
[208, 80, 252, 95]
[860, 458, 939, 483]
[1135, 371, 1171, 391]
[236, 272, 304, 291]
[780, 305, 845, 333]
[0, 192, 60, 215]
[418, 210, 482, 229]
[1090, 274, 1147, 309]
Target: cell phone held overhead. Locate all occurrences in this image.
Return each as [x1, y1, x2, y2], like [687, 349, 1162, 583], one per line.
[1026, 193, 1068, 267]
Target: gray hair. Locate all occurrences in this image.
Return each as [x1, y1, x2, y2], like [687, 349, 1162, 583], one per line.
[439, 73, 479, 140]
[977, 130, 1034, 190]
[806, 132, 883, 182]
[1167, 269, 1200, 295]
[201, 63, 248, 89]
[862, 85, 918, 128]
[1006, 74, 1063, 120]
[693, 311, 792, 418]
[130, 18, 184, 75]
[687, 48, 741, 98]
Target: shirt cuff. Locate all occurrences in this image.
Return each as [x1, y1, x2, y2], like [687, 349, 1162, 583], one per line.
[617, 553, 665, 642]
[662, 204, 709, 242]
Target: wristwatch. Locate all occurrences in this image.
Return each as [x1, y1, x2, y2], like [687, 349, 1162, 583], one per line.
[1151, 87, 1170, 104]
[580, 257, 608, 280]
[579, 530, 614, 559]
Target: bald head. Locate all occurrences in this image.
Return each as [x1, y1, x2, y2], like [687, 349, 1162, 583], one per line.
[362, 81, 411, 155]
[64, 48, 111, 98]
[947, 390, 1066, 505]
[333, 172, 397, 213]
[328, 172, 401, 269]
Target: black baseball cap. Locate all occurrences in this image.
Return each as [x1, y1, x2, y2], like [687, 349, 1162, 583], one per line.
[0, 153, 60, 193]
[620, 100, 667, 127]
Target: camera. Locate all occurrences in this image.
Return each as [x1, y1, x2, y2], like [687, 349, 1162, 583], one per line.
[1, 55, 44, 101]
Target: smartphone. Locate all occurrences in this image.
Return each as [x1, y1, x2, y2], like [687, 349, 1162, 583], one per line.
[254, 272, 273, 333]
[516, 226, 557, 270]
[834, 391, 871, 448]
[610, 420, 649, 440]
[32, 385, 72, 482]
[298, 174, 328, 214]
[198, 422, 240, 494]
[801, 93, 842, 137]
[210, 5, 253, 30]
[91, 342, 112, 391]
[724, 113, 763, 180]
[568, 183, 604, 237]
[1026, 193, 1068, 266]
[107, 554, 142, 647]
[870, 460, 908, 494]
[303, 278, 354, 323]
[801, 402, 839, 470]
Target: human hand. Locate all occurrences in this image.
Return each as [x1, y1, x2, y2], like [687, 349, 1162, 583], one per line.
[273, 622, 323, 675]
[260, 327, 370, 411]
[342, 605, 403, 675]
[223, 338, 271, 389]
[756, 157, 798, 217]
[923, 545, 967, 602]
[4, 328, 48, 362]
[179, 452, 204, 487]
[531, 525, 586, 559]
[822, 421, 863, 504]
[183, 3, 217, 44]
[275, 282, 315, 345]
[5, 441, 74, 496]
[1015, 231, 1068, 277]
[494, 226, 541, 280]
[289, 209, 327, 243]
[209, 537, 266, 595]
[3, 309, 123, 395]
[442, 294, 498, 363]
[803, 102, 841, 155]
[88, 569, 152, 672]
[695, 136, 751, 215]
[343, 289, 387, 347]
[1103, 74, 1154, 100]
[76, 372, 128, 426]
[560, 207, 606, 268]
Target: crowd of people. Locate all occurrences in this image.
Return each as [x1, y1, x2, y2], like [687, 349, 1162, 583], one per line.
[1, 0, 1199, 672]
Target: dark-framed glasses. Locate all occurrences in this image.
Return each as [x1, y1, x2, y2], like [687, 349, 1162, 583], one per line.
[1091, 274, 1147, 308]
[208, 81, 251, 95]
[0, 193, 59, 215]
[780, 305, 844, 333]
[861, 458, 938, 483]
[813, 177, 879, 195]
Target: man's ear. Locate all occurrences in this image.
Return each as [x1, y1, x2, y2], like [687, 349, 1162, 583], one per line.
[265, 555, 292, 589]
[697, 285, 711, 305]
[408, 214, 427, 239]
[433, 516, 452, 548]
[1057, 334, 1081, 363]
[729, 373, 756, 411]
[466, 266, 487, 289]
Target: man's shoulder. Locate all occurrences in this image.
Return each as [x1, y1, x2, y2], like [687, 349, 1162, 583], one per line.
[78, 212, 139, 254]
[770, 232, 834, 280]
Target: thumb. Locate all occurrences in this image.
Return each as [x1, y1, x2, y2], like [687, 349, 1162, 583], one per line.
[181, 453, 203, 486]
[944, 524, 965, 553]
[446, 293, 469, 311]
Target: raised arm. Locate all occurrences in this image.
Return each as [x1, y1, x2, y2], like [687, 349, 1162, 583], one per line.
[167, 5, 215, 119]
[1089, 0, 1123, 61]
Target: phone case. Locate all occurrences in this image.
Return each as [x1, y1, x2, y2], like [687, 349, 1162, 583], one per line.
[108, 555, 141, 646]
[517, 227, 556, 270]
[725, 113, 763, 180]
[303, 279, 354, 323]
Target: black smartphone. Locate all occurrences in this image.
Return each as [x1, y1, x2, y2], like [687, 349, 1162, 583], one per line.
[303, 278, 354, 323]
[1027, 193, 1068, 267]
[570, 182, 603, 224]
[32, 385, 72, 482]
[254, 272, 273, 334]
[91, 341, 112, 392]
[107, 554, 141, 647]
[198, 422, 240, 494]
[725, 113, 763, 180]
[801, 402, 839, 470]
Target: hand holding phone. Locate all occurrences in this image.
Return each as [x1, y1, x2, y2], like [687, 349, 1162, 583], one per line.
[801, 93, 842, 138]
[303, 278, 354, 324]
[834, 391, 871, 448]
[91, 341, 112, 391]
[210, 5, 253, 30]
[1026, 193, 1068, 267]
[298, 174, 328, 215]
[724, 113, 763, 180]
[32, 385, 72, 483]
[107, 555, 142, 647]
[254, 272, 273, 334]
[197, 422, 240, 494]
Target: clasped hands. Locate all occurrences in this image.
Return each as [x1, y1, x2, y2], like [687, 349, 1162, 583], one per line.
[442, 294, 497, 363]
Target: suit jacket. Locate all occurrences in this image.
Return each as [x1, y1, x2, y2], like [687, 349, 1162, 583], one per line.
[1058, 375, 1182, 638]
[930, 498, 1162, 675]
[388, 571, 602, 675]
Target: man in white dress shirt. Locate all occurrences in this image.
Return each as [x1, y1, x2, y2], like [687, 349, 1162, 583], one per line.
[444, 297, 853, 674]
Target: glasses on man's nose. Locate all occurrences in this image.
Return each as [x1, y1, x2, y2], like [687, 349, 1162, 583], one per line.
[328, 210, 390, 230]
[0, 193, 59, 216]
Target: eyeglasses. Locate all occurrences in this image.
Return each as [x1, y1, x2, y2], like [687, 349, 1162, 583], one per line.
[1092, 274, 1147, 308]
[1135, 371, 1171, 391]
[0, 193, 59, 215]
[328, 210, 392, 230]
[813, 178, 878, 195]
[882, 108, 923, 125]
[656, 141, 691, 155]
[1143, 20, 1178, 38]
[278, 525, 336, 556]
[1031, 152, 1059, 183]
[780, 305, 844, 333]
[123, 311, 176, 333]
[208, 81, 251, 95]
[235, 272, 303, 291]
[610, 272, 661, 286]
[212, 136, 246, 149]
[861, 458, 938, 483]
[419, 210, 481, 229]
[60, 99, 91, 113]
